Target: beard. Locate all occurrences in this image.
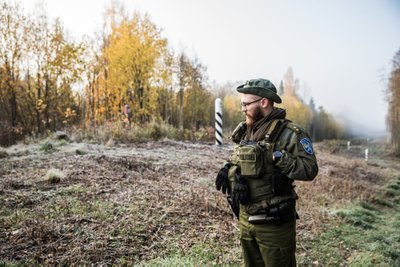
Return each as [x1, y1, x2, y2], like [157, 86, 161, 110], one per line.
[245, 106, 264, 126]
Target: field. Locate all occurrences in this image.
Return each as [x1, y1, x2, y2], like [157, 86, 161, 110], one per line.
[1, 137, 400, 265]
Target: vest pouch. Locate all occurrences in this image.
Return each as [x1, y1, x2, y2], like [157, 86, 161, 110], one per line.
[238, 143, 265, 177]
[272, 169, 294, 196]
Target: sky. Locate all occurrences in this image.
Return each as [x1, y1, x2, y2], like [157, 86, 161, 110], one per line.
[22, 0, 400, 135]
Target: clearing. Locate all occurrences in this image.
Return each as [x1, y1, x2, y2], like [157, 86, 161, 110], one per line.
[0, 138, 399, 265]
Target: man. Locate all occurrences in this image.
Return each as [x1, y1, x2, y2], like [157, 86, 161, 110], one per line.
[215, 78, 318, 267]
[123, 104, 132, 127]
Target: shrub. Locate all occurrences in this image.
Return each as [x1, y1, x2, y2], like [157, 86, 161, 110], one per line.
[0, 121, 23, 147]
[70, 120, 214, 143]
[40, 141, 54, 153]
[44, 169, 65, 184]
[57, 139, 69, 146]
[0, 149, 8, 158]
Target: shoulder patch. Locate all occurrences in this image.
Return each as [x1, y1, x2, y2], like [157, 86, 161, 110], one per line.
[300, 138, 314, 154]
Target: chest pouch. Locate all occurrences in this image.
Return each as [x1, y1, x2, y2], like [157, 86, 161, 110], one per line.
[238, 142, 266, 177]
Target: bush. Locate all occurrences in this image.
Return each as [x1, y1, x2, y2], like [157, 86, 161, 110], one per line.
[40, 141, 54, 153]
[70, 120, 214, 143]
[44, 168, 65, 184]
[0, 121, 23, 147]
[57, 139, 69, 146]
[0, 149, 8, 158]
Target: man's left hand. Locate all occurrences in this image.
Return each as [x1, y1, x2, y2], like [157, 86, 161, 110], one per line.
[215, 163, 231, 194]
[232, 173, 248, 210]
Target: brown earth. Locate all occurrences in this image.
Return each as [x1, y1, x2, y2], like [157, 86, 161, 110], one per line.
[0, 139, 399, 265]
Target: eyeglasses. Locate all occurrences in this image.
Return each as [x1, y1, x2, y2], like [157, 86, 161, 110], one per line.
[240, 97, 263, 108]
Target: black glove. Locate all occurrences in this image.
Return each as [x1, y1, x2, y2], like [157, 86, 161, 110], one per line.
[215, 163, 231, 194]
[232, 173, 249, 211]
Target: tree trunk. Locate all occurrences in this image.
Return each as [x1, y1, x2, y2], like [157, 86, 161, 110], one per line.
[179, 89, 184, 130]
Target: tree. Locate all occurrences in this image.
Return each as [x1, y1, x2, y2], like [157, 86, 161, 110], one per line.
[0, 1, 85, 136]
[177, 52, 212, 129]
[283, 67, 297, 96]
[386, 48, 400, 155]
[311, 106, 343, 141]
[88, 4, 171, 125]
[177, 53, 190, 130]
[278, 80, 284, 96]
[280, 67, 312, 127]
[0, 1, 28, 127]
[223, 93, 242, 130]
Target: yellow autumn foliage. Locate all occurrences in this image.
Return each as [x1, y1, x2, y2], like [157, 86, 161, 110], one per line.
[98, 10, 170, 123]
[279, 94, 312, 129]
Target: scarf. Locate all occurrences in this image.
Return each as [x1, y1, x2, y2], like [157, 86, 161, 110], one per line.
[244, 107, 286, 141]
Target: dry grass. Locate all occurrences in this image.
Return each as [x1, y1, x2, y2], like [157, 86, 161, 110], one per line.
[0, 140, 239, 265]
[0, 139, 399, 265]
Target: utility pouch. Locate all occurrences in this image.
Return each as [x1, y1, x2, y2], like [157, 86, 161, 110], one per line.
[248, 200, 296, 225]
[230, 122, 247, 144]
[238, 142, 265, 177]
[272, 171, 290, 196]
[248, 214, 276, 225]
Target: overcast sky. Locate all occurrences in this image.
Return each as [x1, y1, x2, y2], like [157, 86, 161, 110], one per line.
[23, 0, 400, 135]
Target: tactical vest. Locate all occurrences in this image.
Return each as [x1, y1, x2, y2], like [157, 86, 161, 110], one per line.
[229, 119, 297, 215]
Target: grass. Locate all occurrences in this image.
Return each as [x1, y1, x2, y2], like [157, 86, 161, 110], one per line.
[40, 141, 55, 153]
[57, 184, 87, 196]
[302, 177, 400, 265]
[42, 195, 118, 220]
[71, 121, 214, 144]
[57, 139, 69, 146]
[139, 243, 242, 266]
[1, 139, 399, 265]
[0, 208, 35, 229]
[44, 168, 65, 184]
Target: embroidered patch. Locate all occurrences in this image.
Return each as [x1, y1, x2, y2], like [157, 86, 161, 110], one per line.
[300, 138, 314, 154]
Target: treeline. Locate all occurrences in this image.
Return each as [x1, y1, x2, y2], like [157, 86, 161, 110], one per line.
[0, 1, 85, 143]
[220, 68, 344, 141]
[0, 1, 213, 145]
[0, 1, 342, 146]
[387, 48, 400, 155]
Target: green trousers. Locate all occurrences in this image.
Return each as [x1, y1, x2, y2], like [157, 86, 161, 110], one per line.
[239, 210, 296, 267]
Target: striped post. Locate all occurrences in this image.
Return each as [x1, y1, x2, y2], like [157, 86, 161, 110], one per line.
[215, 98, 223, 145]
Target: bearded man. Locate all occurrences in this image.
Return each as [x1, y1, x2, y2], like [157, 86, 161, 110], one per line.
[215, 78, 318, 267]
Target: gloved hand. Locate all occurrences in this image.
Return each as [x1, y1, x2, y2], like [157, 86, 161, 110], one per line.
[232, 173, 249, 210]
[215, 163, 232, 194]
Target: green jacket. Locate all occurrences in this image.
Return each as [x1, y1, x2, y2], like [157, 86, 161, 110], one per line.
[272, 121, 318, 181]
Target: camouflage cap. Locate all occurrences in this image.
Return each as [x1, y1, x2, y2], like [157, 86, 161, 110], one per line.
[237, 78, 282, 103]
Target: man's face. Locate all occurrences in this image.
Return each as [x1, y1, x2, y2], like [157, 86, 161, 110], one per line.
[240, 94, 264, 126]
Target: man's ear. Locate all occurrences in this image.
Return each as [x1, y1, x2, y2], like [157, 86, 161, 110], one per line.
[261, 98, 269, 108]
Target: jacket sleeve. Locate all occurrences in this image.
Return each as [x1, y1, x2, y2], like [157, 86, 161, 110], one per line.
[274, 127, 318, 181]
